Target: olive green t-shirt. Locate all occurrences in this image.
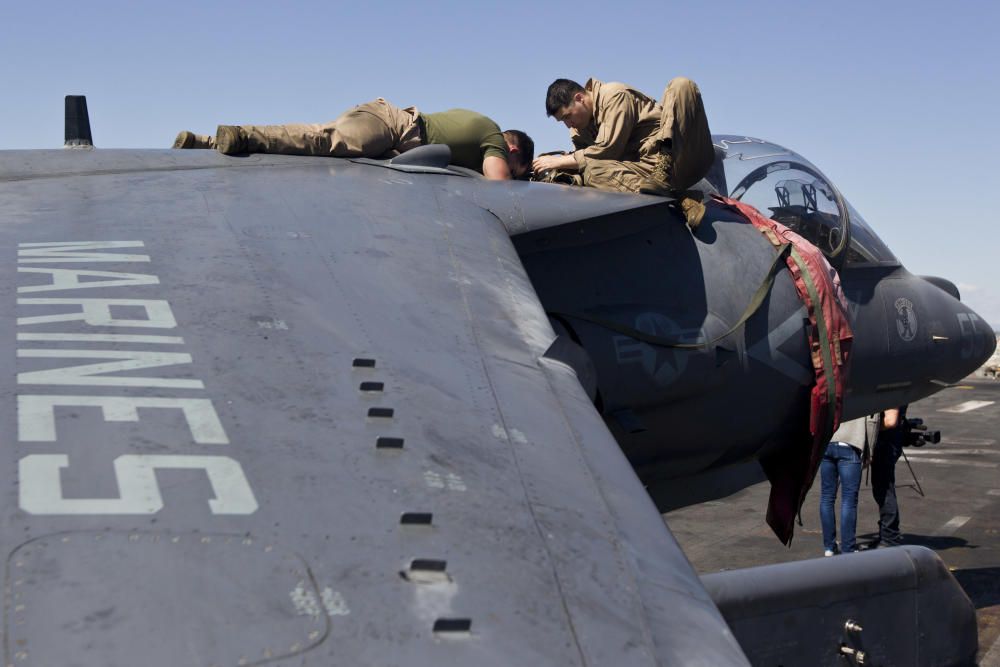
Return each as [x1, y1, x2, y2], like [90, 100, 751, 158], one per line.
[423, 109, 508, 173]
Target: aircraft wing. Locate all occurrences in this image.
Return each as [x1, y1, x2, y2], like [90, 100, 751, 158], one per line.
[2, 151, 748, 666]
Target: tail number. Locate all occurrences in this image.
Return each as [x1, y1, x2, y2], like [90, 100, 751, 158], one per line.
[957, 312, 984, 360]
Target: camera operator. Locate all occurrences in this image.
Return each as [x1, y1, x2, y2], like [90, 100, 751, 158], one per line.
[870, 406, 906, 548]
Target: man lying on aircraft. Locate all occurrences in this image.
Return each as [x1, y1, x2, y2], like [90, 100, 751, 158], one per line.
[173, 98, 534, 181]
[533, 76, 714, 226]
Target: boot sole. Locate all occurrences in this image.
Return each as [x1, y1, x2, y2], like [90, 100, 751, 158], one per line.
[172, 131, 194, 149]
[215, 126, 245, 155]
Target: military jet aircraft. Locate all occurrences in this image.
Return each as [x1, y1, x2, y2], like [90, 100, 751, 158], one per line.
[0, 97, 992, 666]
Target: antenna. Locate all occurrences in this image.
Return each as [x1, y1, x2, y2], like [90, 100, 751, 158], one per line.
[64, 95, 93, 148]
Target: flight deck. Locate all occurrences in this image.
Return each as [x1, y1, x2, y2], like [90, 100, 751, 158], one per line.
[666, 375, 1000, 665]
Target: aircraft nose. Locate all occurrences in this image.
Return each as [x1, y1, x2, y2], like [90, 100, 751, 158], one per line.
[916, 275, 995, 374]
[860, 271, 996, 393]
[984, 325, 998, 359]
[927, 286, 995, 381]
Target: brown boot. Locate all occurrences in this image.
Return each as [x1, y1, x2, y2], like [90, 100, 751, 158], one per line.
[172, 131, 216, 149]
[215, 125, 249, 155]
[639, 150, 674, 196]
[678, 196, 706, 230]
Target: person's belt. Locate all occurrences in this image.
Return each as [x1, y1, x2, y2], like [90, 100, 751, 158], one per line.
[415, 115, 428, 145]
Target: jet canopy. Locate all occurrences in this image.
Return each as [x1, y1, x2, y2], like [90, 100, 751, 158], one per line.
[712, 135, 898, 268]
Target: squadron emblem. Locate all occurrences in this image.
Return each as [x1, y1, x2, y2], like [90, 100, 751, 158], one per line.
[894, 297, 918, 341]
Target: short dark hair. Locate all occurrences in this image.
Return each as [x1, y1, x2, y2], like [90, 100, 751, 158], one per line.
[545, 79, 585, 116]
[503, 129, 534, 173]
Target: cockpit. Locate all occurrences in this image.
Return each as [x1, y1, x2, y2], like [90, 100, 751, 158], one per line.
[710, 135, 899, 268]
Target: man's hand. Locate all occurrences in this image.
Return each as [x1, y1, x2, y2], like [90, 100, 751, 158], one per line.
[532, 153, 578, 175]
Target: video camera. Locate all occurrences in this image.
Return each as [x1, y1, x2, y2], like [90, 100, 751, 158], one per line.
[902, 417, 941, 448]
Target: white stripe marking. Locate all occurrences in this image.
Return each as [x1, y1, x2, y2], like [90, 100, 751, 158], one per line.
[943, 437, 996, 446]
[18, 333, 184, 344]
[904, 448, 997, 456]
[988, 490, 1000, 497]
[905, 458, 998, 468]
[938, 400, 995, 413]
[934, 516, 971, 536]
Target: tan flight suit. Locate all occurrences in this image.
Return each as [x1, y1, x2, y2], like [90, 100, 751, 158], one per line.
[570, 77, 714, 194]
[237, 98, 423, 158]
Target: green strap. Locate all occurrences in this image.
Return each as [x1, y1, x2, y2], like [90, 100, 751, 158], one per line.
[554, 242, 792, 350]
[789, 247, 837, 435]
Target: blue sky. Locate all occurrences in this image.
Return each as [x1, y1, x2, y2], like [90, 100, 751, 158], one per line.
[3, 0, 998, 327]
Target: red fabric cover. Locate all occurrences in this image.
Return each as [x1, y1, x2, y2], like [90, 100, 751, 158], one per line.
[714, 196, 853, 545]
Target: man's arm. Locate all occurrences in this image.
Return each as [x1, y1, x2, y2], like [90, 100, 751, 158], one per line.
[882, 409, 900, 429]
[482, 155, 512, 180]
[532, 153, 579, 174]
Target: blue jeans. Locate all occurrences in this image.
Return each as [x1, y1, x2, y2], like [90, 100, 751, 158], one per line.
[820, 442, 862, 553]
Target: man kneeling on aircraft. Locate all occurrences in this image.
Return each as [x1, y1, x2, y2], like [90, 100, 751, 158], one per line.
[173, 99, 534, 180]
[533, 77, 714, 227]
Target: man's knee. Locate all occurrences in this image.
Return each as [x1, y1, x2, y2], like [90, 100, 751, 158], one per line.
[668, 76, 696, 92]
[664, 77, 701, 105]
